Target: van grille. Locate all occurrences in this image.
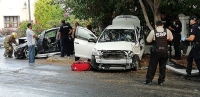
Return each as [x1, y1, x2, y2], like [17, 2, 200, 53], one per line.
[101, 50, 126, 59]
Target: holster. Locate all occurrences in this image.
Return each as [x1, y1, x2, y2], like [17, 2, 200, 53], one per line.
[150, 46, 156, 53]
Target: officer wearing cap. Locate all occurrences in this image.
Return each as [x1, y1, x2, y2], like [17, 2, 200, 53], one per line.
[169, 15, 182, 60]
[143, 21, 173, 85]
[3, 32, 19, 58]
[182, 15, 200, 80]
[58, 20, 72, 58]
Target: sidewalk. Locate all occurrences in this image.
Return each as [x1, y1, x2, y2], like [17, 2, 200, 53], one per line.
[44, 54, 88, 66]
[45, 54, 75, 65]
[44, 54, 148, 68]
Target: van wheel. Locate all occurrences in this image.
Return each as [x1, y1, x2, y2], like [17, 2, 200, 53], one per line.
[91, 55, 99, 71]
[132, 55, 140, 71]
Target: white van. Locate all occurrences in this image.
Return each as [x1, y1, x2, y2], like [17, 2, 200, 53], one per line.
[74, 15, 145, 70]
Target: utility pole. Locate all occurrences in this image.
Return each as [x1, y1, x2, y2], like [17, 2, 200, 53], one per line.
[28, 0, 31, 22]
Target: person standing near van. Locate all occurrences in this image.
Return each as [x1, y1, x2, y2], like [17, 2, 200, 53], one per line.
[58, 20, 72, 58]
[160, 12, 173, 58]
[26, 23, 37, 64]
[169, 16, 182, 60]
[143, 21, 173, 85]
[182, 15, 200, 81]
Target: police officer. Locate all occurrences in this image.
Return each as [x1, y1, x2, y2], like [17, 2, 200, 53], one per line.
[161, 12, 171, 29]
[58, 20, 72, 58]
[182, 15, 200, 80]
[143, 21, 173, 85]
[161, 12, 173, 58]
[3, 32, 19, 58]
[169, 16, 182, 60]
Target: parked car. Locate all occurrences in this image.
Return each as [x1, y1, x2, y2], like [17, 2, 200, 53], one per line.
[14, 27, 60, 59]
[74, 15, 145, 70]
[0, 34, 5, 47]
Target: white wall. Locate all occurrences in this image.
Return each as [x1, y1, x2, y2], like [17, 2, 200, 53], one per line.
[179, 14, 190, 36]
[0, 0, 37, 29]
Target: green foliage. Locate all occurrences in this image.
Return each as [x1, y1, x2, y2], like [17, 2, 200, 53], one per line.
[65, 15, 92, 28]
[34, 0, 64, 29]
[65, 0, 137, 29]
[18, 21, 44, 37]
[159, 0, 200, 17]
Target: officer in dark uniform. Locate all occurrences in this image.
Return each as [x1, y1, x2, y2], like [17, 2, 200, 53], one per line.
[58, 20, 72, 58]
[161, 12, 171, 29]
[182, 15, 200, 80]
[161, 12, 173, 58]
[143, 21, 173, 85]
[169, 16, 182, 60]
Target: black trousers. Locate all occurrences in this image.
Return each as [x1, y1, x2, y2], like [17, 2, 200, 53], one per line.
[173, 34, 181, 59]
[60, 37, 70, 57]
[146, 50, 168, 83]
[68, 38, 74, 55]
[186, 45, 200, 76]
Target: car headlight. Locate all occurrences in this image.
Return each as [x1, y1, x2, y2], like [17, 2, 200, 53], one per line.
[92, 48, 102, 56]
[124, 51, 133, 59]
[128, 51, 133, 57]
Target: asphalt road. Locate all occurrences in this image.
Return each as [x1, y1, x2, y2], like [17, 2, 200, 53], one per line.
[0, 47, 200, 97]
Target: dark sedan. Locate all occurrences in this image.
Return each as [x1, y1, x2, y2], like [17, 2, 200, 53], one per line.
[14, 27, 60, 59]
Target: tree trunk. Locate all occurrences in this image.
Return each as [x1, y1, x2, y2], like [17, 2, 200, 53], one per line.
[153, 0, 160, 22]
[139, 0, 153, 30]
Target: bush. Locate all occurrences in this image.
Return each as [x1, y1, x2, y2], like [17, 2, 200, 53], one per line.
[18, 21, 44, 37]
[0, 28, 18, 36]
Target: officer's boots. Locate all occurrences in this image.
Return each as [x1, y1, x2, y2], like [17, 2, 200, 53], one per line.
[183, 70, 191, 80]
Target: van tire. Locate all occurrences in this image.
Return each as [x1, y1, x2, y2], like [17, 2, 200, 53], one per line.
[132, 55, 140, 71]
[91, 55, 99, 71]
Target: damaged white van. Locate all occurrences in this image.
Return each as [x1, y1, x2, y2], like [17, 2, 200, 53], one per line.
[74, 15, 145, 70]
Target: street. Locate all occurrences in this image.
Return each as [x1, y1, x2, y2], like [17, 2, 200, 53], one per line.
[0, 47, 200, 97]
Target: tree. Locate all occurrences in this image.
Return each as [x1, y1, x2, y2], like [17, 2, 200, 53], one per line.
[61, 0, 200, 31]
[64, 0, 137, 30]
[139, 0, 200, 30]
[34, 0, 64, 29]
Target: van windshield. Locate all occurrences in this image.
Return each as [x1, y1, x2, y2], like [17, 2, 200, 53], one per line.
[98, 29, 136, 42]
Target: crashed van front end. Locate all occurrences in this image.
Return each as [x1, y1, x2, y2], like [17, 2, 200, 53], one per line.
[93, 49, 134, 70]
[91, 39, 141, 70]
[74, 15, 144, 71]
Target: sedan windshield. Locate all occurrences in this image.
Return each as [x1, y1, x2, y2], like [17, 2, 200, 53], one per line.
[98, 29, 136, 42]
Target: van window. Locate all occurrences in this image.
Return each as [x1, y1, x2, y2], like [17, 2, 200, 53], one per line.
[98, 29, 136, 42]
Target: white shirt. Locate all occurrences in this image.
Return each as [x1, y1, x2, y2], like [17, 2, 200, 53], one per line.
[26, 28, 36, 46]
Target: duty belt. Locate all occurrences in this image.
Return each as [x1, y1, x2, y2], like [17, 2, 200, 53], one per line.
[192, 42, 200, 45]
[156, 47, 167, 50]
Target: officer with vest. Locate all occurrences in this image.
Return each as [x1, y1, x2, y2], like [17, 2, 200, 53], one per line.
[169, 15, 182, 60]
[161, 12, 173, 58]
[58, 20, 72, 58]
[3, 32, 19, 58]
[143, 21, 173, 85]
[182, 15, 200, 80]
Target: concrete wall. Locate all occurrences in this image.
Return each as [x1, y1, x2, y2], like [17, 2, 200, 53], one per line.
[0, 0, 37, 29]
[179, 14, 190, 36]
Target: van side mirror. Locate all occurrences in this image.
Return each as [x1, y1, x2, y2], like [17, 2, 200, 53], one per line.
[88, 38, 96, 43]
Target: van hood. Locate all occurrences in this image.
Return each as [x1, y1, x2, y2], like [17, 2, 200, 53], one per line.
[95, 41, 134, 51]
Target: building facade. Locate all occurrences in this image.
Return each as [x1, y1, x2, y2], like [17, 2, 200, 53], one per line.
[0, 0, 37, 29]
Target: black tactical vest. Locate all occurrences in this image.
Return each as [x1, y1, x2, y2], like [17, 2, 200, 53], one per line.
[153, 28, 168, 48]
